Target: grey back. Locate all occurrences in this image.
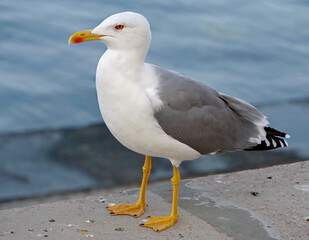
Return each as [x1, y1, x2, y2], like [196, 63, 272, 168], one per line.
[153, 65, 267, 155]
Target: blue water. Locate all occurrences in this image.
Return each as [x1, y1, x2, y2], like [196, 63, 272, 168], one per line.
[1, 0, 309, 134]
[1, 0, 309, 202]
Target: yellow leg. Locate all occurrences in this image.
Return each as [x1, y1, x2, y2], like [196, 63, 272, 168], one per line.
[106, 156, 151, 218]
[140, 166, 180, 232]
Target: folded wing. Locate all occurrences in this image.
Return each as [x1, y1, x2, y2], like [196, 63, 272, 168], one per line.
[152, 65, 288, 155]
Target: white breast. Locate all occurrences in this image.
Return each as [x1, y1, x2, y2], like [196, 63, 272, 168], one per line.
[95, 53, 200, 166]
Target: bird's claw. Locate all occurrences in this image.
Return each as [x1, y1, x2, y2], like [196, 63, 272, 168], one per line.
[106, 203, 146, 218]
[140, 215, 178, 232]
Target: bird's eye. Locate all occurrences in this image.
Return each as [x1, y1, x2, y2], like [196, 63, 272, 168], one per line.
[115, 25, 124, 30]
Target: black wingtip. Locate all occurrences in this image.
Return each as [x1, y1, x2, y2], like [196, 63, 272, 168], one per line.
[246, 126, 289, 152]
[246, 135, 288, 151]
[265, 126, 290, 139]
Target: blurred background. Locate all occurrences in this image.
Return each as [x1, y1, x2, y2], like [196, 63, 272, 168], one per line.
[0, 0, 308, 209]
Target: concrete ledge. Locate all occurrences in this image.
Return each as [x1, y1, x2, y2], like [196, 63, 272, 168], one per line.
[0, 161, 308, 240]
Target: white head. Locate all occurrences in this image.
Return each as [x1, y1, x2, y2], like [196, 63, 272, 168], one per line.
[93, 12, 151, 51]
[69, 12, 152, 52]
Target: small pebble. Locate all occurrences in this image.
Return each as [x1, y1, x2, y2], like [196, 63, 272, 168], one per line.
[66, 224, 77, 227]
[301, 164, 307, 168]
[37, 233, 48, 237]
[114, 227, 124, 231]
[98, 197, 106, 203]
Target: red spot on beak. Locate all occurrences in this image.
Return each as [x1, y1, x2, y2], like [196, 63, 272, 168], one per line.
[74, 37, 83, 43]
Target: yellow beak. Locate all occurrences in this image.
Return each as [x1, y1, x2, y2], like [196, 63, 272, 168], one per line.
[68, 29, 104, 45]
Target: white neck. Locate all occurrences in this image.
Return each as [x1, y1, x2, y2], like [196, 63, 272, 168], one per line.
[109, 48, 146, 65]
[97, 48, 147, 84]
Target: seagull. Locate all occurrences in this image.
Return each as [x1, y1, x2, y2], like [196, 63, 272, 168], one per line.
[68, 12, 289, 232]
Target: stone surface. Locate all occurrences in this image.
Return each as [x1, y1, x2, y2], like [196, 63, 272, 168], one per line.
[0, 161, 308, 240]
[0, 192, 231, 240]
[182, 162, 309, 240]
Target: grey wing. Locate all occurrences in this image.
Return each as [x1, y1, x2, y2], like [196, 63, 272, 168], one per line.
[152, 65, 267, 155]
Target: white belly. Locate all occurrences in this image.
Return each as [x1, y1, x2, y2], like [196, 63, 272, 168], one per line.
[96, 66, 200, 165]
